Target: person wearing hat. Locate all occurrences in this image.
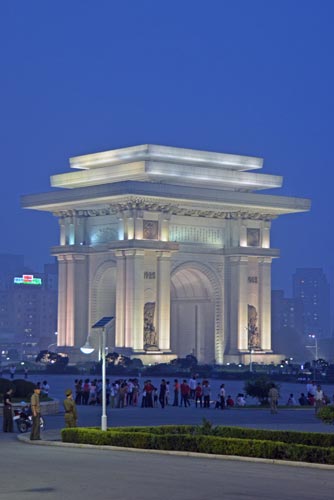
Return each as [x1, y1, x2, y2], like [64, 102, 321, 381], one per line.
[30, 385, 41, 440]
[63, 389, 78, 428]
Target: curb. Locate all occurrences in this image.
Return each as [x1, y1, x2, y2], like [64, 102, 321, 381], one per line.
[17, 433, 334, 470]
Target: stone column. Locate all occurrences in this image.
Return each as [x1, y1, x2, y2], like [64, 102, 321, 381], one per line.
[156, 251, 171, 350]
[75, 214, 86, 245]
[134, 211, 143, 239]
[261, 221, 271, 249]
[57, 256, 67, 346]
[258, 257, 272, 350]
[58, 219, 66, 246]
[115, 250, 126, 348]
[124, 249, 144, 350]
[229, 256, 249, 351]
[56, 254, 88, 348]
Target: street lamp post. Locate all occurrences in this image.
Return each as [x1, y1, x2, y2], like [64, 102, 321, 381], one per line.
[307, 334, 318, 380]
[80, 316, 114, 431]
[307, 334, 318, 360]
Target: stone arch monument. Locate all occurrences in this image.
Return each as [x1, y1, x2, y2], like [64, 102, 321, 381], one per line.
[21, 144, 310, 364]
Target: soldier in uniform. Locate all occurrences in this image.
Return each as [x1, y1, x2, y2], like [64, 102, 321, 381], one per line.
[30, 385, 41, 440]
[63, 389, 78, 427]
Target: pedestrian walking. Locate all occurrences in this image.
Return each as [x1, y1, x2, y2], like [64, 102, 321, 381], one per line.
[63, 389, 78, 427]
[268, 384, 279, 414]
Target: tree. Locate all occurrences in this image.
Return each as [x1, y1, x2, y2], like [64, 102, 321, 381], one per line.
[35, 350, 69, 366]
[244, 376, 280, 406]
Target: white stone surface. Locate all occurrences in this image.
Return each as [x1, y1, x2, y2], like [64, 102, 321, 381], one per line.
[21, 145, 311, 364]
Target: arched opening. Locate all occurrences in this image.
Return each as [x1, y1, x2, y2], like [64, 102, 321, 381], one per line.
[91, 266, 116, 352]
[171, 267, 215, 364]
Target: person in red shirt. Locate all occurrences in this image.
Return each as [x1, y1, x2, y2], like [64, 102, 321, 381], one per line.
[226, 395, 234, 408]
[180, 380, 191, 407]
[173, 379, 180, 406]
[195, 383, 203, 408]
[143, 380, 154, 408]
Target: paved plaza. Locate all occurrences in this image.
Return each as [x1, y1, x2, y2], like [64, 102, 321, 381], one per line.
[2, 373, 334, 435]
[1, 373, 334, 500]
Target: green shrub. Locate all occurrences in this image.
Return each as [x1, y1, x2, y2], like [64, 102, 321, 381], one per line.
[244, 376, 280, 406]
[61, 427, 334, 464]
[317, 406, 334, 425]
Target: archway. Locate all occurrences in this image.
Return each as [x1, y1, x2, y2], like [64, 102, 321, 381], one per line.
[91, 263, 116, 352]
[171, 265, 217, 364]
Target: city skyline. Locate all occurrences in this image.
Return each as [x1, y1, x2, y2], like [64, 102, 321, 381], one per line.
[1, 1, 334, 294]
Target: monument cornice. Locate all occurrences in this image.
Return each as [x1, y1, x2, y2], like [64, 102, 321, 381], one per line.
[21, 180, 311, 217]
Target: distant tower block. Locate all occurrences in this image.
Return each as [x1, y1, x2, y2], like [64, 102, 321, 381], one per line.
[21, 145, 310, 364]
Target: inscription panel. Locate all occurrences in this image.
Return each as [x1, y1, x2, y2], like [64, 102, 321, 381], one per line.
[89, 225, 118, 245]
[169, 224, 223, 245]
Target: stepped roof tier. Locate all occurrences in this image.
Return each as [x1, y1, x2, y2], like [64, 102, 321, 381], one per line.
[21, 144, 310, 216]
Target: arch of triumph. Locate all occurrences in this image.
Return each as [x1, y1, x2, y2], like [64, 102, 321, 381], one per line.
[22, 145, 310, 364]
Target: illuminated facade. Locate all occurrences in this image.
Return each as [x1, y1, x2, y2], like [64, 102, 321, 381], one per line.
[21, 145, 310, 364]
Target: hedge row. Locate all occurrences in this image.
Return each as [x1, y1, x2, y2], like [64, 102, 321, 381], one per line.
[61, 427, 334, 464]
[86, 424, 334, 448]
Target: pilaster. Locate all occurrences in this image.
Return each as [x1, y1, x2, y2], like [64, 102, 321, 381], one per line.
[258, 256, 272, 350]
[115, 250, 126, 347]
[156, 251, 172, 350]
[124, 249, 145, 349]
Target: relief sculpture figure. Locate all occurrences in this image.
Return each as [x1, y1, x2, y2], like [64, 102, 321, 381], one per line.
[248, 304, 261, 349]
[144, 302, 159, 350]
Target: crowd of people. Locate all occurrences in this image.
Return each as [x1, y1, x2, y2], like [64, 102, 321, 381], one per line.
[72, 376, 247, 410]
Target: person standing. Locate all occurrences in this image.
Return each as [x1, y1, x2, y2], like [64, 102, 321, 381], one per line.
[173, 379, 179, 406]
[9, 365, 16, 380]
[159, 379, 167, 409]
[219, 383, 226, 410]
[180, 380, 190, 407]
[63, 389, 78, 427]
[202, 380, 211, 408]
[195, 382, 203, 408]
[30, 385, 41, 440]
[314, 385, 324, 414]
[268, 384, 279, 414]
[189, 376, 197, 400]
[3, 388, 14, 432]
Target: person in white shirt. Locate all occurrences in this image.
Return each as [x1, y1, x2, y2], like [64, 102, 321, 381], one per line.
[314, 385, 324, 414]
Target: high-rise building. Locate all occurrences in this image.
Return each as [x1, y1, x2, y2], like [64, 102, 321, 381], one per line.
[0, 255, 58, 360]
[292, 268, 331, 340]
[271, 290, 307, 361]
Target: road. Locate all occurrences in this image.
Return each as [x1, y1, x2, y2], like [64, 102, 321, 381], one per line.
[1, 432, 334, 500]
[1, 373, 334, 500]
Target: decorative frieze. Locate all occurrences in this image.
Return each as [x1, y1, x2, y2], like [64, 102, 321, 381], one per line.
[53, 202, 278, 221]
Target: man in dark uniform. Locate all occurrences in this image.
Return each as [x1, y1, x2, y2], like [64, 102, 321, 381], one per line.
[3, 388, 14, 432]
[30, 385, 41, 440]
[63, 389, 78, 427]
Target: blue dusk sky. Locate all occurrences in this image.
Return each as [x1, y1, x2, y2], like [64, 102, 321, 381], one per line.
[1, 0, 333, 295]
